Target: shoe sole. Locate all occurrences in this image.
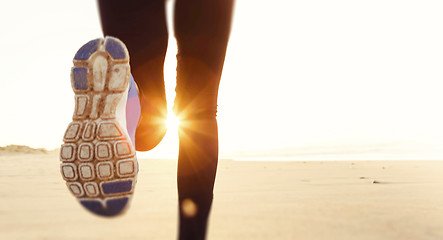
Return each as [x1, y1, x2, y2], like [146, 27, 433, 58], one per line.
[60, 37, 137, 216]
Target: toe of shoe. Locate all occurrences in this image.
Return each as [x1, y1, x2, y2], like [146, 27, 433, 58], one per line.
[80, 197, 129, 217]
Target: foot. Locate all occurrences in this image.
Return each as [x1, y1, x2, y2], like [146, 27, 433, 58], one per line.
[125, 74, 168, 152]
[60, 37, 138, 216]
[125, 72, 167, 152]
[134, 101, 168, 151]
[126, 75, 141, 146]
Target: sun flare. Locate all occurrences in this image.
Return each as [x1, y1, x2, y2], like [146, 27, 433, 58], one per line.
[166, 112, 180, 132]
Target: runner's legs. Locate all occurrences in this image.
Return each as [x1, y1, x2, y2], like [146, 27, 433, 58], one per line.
[174, 0, 234, 239]
[98, 0, 169, 151]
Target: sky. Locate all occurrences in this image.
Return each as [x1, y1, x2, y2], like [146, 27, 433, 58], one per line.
[1, 0, 443, 160]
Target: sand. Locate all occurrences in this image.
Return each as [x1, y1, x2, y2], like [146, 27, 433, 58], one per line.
[0, 152, 443, 240]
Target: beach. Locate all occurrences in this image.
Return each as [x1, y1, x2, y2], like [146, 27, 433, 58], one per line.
[0, 152, 442, 239]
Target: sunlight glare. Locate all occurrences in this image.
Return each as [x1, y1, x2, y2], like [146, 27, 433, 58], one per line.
[166, 112, 180, 132]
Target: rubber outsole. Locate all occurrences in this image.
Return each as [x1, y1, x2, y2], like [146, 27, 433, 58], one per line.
[60, 37, 137, 216]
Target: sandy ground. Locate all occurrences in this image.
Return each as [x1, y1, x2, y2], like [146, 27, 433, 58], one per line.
[0, 152, 443, 240]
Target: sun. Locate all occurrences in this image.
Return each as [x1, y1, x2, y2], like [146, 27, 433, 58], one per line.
[166, 112, 180, 132]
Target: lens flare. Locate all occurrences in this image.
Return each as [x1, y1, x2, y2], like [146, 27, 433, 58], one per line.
[166, 112, 180, 132]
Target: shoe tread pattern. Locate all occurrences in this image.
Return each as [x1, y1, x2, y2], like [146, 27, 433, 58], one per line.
[60, 37, 137, 216]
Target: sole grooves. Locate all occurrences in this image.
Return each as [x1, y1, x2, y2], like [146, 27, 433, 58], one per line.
[61, 37, 137, 216]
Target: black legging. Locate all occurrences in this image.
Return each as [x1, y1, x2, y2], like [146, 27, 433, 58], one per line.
[97, 0, 234, 239]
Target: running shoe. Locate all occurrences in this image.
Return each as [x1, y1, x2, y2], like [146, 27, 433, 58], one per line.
[60, 37, 138, 216]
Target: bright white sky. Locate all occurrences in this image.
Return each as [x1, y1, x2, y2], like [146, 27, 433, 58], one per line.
[1, 0, 443, 160]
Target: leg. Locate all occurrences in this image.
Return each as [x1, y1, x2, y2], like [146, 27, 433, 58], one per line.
[173, 0, 234, 239]
[98, 0, 169, 151]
